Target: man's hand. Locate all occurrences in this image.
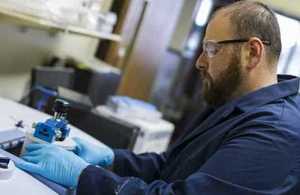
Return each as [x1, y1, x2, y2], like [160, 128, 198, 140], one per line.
[16, 143, 89, 188]
[73, 137, 114, 167]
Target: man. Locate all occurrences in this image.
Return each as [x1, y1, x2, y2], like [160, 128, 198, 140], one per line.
[17, 1, 300, 194]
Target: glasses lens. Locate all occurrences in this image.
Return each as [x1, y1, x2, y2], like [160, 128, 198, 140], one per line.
[203, 41, 219, 58]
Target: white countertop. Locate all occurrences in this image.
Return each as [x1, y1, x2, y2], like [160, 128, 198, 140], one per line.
[0, 153, 58, 195]
[0, 96, 104, 194]
[0, 97, 101, 145]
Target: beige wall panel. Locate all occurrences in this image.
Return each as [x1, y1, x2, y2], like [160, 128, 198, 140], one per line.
[118, 0, 184, 100]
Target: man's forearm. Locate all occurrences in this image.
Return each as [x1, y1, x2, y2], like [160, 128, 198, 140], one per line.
[112, 149, 166, 182]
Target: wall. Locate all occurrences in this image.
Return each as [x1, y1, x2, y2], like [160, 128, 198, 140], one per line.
[255, 0, 300, 18]
[117, 0, 184, 100]
[0, 19, 100, 100]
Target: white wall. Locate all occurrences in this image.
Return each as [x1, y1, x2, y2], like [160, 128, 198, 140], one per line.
[255, 0, 300, 18]
[0, 19, 99, 100]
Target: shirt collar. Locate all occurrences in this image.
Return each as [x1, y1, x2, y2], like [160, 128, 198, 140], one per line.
[232, 74, 300, 113]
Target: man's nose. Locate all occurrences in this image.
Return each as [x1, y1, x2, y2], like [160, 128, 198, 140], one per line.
[195, 52, 208, 70]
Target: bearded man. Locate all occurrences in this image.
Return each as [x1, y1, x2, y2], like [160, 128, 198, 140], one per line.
[17, 1, 300, 194]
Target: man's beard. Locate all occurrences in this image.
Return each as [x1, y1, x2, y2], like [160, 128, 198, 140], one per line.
[201, 53, 242, 107]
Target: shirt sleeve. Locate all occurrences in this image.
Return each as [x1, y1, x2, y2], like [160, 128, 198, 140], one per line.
[77, 122, 298, 195]
[77, 166, 288, 195]
[112, 149, 167, 183]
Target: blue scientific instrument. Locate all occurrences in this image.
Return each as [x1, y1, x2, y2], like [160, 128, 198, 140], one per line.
[33, 99, 70, 143]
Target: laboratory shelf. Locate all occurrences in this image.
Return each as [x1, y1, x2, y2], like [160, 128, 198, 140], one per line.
[0, 3, 121, 42]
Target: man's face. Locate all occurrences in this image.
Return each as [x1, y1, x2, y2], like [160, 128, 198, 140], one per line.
[201, 48, 242, 106]
[196, 14, 244, 106]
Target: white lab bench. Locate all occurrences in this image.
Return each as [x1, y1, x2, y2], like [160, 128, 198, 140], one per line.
[0, 97, 100, 144]
[0, 151, 58, 195]
[0, 97, 103, 194]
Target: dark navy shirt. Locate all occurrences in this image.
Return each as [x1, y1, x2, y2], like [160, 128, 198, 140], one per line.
[78, 75, 300, 195]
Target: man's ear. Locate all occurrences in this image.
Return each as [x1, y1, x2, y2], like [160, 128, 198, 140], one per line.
[246, 37, 264, 70]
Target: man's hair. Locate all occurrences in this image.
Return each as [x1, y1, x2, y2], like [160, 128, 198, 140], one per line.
[216, 1, 282, 65]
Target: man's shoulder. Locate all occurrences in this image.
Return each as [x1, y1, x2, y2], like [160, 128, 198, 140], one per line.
[232, 95, 300, 141]
[258, 94, 300, 126]
[243, 93, 300, 122]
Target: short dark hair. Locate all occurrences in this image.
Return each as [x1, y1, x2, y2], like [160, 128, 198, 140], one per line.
[216, 1, 282, 64]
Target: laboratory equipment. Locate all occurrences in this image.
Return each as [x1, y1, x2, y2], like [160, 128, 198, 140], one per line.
[95, 96, 174, 154]
[22, 99, 76, 154]
[0, 96, 103, 195]
[0, 157, 14, 180]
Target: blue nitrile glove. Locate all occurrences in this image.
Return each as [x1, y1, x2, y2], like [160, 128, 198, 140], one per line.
[16, 143, 89, 188]
[73, 137, 114, 167]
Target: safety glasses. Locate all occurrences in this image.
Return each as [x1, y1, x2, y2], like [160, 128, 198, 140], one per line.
[202, 39, 271, 58]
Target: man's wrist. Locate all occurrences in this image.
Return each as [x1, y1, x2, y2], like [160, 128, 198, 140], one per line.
[74, 162, 89, 188]
[98, 149, 115, 167]
[106, 162, 114, 171]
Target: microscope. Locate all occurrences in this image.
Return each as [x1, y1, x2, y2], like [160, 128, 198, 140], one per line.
[21, 99, 76, 154]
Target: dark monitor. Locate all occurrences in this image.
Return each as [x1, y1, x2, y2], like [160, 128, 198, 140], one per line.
[87, 71, 121, 106]
[67, 108, 140, 150]
[57, 87, 93, 111]
[31, 66, 74, 90]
